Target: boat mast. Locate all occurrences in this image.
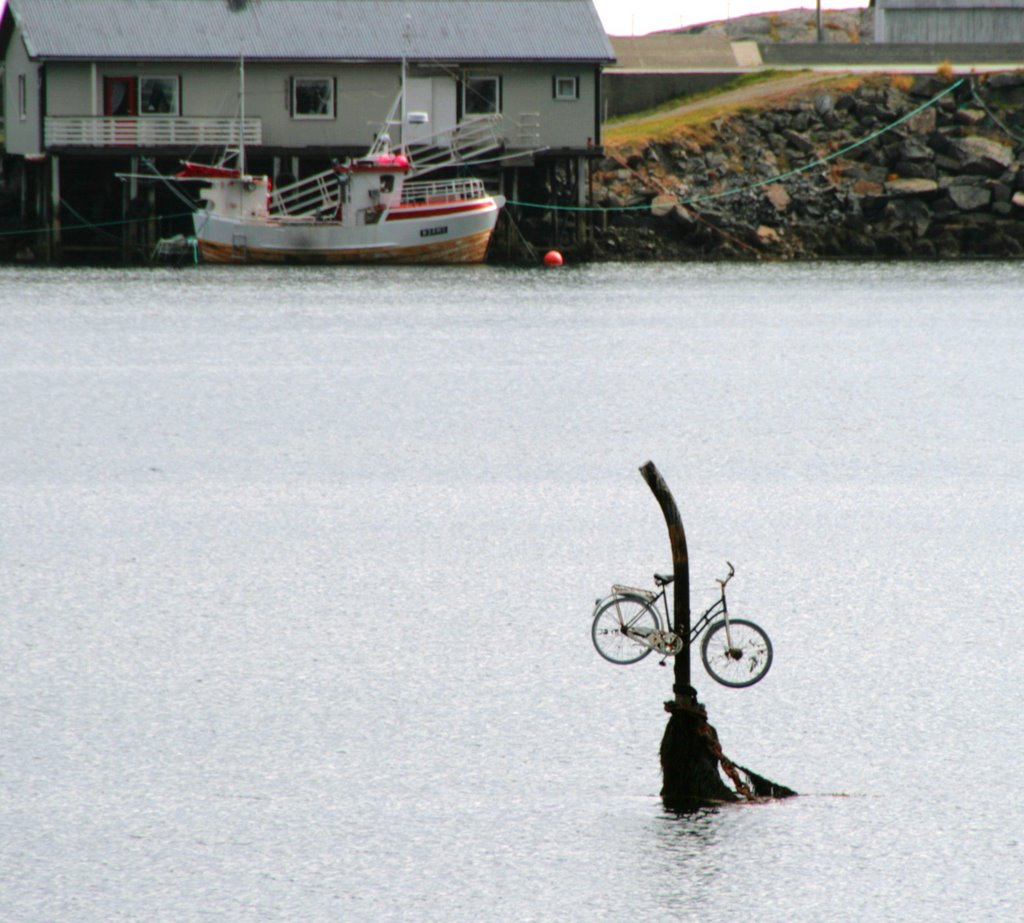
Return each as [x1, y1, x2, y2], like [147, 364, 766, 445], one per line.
[400, 14, 412, 151]
[239, 54, 247, 176]
[400, 55, 406, 151]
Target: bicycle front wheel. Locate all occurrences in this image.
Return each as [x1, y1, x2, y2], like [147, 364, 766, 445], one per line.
[701, 618, 773, 687]
[591, 595, 661, 665]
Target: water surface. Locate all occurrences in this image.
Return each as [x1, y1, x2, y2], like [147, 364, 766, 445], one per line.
[2, 262, 1022, 921]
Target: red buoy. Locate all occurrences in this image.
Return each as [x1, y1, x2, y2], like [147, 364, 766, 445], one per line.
[543, 250, 564, 267]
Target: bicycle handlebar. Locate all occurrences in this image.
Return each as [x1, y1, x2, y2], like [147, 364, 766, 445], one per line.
[717, 561, 735, 589]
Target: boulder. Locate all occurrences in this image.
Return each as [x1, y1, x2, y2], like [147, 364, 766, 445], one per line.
[670, 204, 696, 228]
[894, 161, 937, 180]
[907, 107, 937, 135]
[947, 136, 1016, 177]
[986, 73, 1024, 91]
[764, 183, 791, 211]
[989, 180, 1013, 204]
[852, 178, 884, 196]
[782, 129, 816, 155]
[953, 109, 987, 126]
[884, 197, 932, 237]
[899, 138, 934, 162]
[885, 177, 939, 197]
[650, 194, 677, 217]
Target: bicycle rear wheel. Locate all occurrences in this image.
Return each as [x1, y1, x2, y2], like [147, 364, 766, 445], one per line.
[591, 595, 660, 665]
[700, 618, 773, 687]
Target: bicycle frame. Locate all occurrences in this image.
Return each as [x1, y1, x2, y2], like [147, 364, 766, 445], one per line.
[613, 561, 734, 646]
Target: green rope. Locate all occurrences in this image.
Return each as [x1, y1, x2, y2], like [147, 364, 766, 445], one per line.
[507, 77, 966, 213]
[0, 209, 195, 239]
[969, 78, 1024, 143]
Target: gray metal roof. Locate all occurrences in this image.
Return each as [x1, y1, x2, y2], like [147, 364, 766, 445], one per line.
[6, 0, 615, 62]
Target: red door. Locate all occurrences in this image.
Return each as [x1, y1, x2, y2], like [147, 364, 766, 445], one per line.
[104, 77, 137, 145]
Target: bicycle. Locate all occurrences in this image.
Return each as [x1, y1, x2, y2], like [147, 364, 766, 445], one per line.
[590, 562, 772, 688]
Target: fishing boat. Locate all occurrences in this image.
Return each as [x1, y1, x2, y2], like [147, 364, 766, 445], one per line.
[181, 139, 504, 264]
[177, 62, 506, 265]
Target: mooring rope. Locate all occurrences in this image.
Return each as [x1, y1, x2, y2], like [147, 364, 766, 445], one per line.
[0, 209, 195, 239]
[968, 78, 1024, 143]
[57, 198, 126, 243]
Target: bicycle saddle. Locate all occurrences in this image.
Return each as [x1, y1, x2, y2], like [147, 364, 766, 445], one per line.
[653, 572, 675, 586]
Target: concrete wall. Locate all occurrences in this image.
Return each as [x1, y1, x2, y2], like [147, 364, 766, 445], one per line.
[602, 72, 741, 119]
[761, 41, 1024, 65]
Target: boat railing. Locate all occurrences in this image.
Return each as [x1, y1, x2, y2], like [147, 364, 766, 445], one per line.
[400, 177, 488, 205]
[270, 170, 340, 217]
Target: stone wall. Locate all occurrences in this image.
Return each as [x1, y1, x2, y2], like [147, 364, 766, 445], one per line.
[585, 74, 1024, 261]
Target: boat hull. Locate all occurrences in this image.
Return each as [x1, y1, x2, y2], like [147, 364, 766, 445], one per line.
[193, 196, 504, 265]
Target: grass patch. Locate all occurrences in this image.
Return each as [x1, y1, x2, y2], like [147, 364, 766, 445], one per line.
[604, 69, 788, 127]
[603, 71, 871, 148]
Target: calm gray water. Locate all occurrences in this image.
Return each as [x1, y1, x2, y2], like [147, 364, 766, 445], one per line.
[2, 261, 1022, 921]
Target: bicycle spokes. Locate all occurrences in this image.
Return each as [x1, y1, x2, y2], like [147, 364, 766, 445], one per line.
[700, 618, 773, 688]
[591, 595, 662, 665]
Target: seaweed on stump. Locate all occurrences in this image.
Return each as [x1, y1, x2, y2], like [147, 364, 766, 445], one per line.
[661, 697, 739, 808]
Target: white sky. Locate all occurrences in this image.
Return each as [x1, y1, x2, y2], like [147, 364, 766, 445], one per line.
[593, 1, 871, 37]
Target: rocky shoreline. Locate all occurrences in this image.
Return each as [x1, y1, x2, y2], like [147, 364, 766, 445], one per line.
[580, 73, 1024, 261]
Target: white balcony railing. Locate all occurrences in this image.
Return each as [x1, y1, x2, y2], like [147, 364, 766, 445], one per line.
[401, 177, 488, 205]
[44, 116, 262, 148]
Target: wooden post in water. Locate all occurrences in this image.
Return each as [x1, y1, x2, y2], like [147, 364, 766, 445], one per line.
[639, 461, 740, 808]
[638, 461, 797, 808]
[638, 461, 693, 704]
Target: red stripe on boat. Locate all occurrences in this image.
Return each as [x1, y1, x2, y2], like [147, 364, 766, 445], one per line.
[385, 201, 493, 221]
[177, 162, 241, 179]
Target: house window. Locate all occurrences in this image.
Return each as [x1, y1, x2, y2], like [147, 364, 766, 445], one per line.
[18, 74, 28, 120]
[139, 76, 179, 115]
[463, 75, 501, 115]
[292, 77, 335, 119]
[103, 76, 179, 116]
[554, 76, 579, 101]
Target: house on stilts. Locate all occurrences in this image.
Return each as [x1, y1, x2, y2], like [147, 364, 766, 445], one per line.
[0, 0, 614, 262]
